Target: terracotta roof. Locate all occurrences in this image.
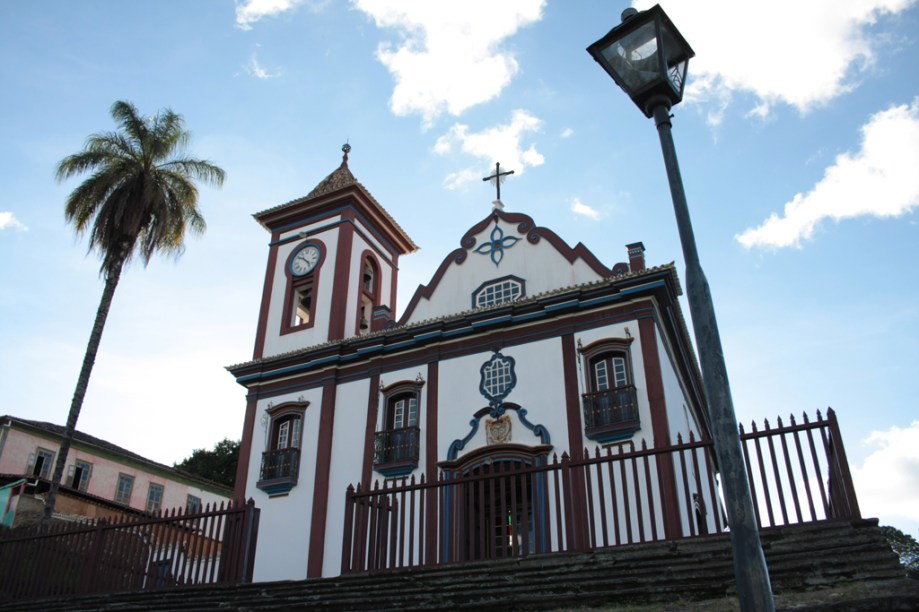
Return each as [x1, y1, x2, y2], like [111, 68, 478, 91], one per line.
[2, 415, 233, 494]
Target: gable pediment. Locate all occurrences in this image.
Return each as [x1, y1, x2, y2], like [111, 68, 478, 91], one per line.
[400, 210, 611, 325]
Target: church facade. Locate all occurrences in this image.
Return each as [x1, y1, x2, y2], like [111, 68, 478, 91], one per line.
[228, 148, 716, 581]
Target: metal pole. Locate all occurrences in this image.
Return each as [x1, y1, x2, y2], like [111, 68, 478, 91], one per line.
[650, 100, 775, 611]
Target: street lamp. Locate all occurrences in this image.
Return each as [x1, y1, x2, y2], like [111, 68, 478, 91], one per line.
[588, 6, 775, 611]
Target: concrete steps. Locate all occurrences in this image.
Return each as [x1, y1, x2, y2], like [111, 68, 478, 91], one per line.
[0, 520, 907, 611]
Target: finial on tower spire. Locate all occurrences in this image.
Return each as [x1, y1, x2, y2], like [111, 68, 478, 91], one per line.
[342, 142, 351, 166]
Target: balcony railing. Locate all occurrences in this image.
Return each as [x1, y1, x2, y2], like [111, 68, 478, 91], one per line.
[582, 385, 640, 443]
[373, 426, 420, 477]
[257, 448, 300, 495]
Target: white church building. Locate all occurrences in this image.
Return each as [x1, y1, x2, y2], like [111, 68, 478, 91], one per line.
[228, 146, 719, 581]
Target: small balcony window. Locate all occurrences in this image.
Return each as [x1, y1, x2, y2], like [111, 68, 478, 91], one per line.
[257, 403, 307, 496]
[374, 382, 423, 477]
[580, 339, 641, 443]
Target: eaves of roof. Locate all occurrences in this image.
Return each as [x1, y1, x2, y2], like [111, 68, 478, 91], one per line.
[227, 263, 683, 376]
[252, 162, 418, 253]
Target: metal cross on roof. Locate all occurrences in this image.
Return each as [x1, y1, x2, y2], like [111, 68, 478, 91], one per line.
[482, 162, 515, 209]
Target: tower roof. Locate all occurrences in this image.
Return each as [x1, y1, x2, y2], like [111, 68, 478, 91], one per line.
[252, 145, 418, 254]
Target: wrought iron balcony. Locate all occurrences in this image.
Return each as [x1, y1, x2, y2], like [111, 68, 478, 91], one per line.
[257, 447, 300, 495]
[373, 426, 420, 477]
[582, 385, 640, 443]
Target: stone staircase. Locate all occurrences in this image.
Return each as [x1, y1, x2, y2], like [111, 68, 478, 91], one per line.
[1, 520, 910, 611]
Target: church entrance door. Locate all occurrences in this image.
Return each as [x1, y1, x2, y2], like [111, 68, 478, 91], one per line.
[458, 457, 543, 561]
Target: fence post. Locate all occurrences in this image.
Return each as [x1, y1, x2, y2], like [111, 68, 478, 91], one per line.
[826, 408, 861, 520]
[341, 485, 355, 574]
[237, 498, 258, 583]
[81, 518, 108, 595]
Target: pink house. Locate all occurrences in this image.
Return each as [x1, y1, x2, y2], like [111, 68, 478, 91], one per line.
[0, 415, 232, 526]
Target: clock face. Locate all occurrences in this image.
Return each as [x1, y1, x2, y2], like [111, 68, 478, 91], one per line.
[291, 245, 320, 276]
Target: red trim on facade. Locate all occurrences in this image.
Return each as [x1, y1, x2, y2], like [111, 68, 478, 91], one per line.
[398, 209, 612, 325]
[361, 374, 380, 488]
[307, 383, 337, 578]
[637, 317, 682, 539]
[561, 333, 589, 550]
[253, 239, 280, 360]
[234, 396, 259, 500]
[389, 254, 399, 315]
[424, 361, 439, 563]
[239, 300, 655, 397]
[328, 219, 355, 341]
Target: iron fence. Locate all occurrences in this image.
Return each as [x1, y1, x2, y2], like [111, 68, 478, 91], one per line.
[342, 409, 858, 573]
[0, 498, 259, 601]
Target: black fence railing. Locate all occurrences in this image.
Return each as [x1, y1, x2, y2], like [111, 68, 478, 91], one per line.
[373, 427, 420, 475]
[260, 447, 300, 481]
[0, 499, 259, 602]
[581, 385, 640, 441]
[342, 409, 859, 573]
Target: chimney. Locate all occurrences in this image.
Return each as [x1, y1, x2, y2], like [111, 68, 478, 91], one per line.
[626, 242, 646, 272]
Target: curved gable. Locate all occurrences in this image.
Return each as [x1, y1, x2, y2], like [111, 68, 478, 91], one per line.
[400, 209, 611, 324]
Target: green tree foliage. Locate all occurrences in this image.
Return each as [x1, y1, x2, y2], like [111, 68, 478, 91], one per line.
[44, 101, 224, 525]
[880, 525, 919, 579]
[175, 438, 240, 489]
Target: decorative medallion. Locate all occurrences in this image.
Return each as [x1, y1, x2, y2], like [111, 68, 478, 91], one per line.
[475, 222, 520, 267]
[486, 414, 512, 445]
[479, 351, 516, 416]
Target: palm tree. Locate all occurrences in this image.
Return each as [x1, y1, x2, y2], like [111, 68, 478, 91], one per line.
[43, 100, 225, 525]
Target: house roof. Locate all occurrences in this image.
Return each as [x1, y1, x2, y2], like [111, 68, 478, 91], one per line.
[1, 415, 233, 495]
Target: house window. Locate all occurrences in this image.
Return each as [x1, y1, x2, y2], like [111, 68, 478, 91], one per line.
[115, 473, 135, 505]
[186, 494, 202, 514]
[30, 448, 55, 479]
[357, 254, 380, 335]
[69, 460, 92, 491]
[146, 483, 165, 514]
[293, 281, 314, 325]
[472, 276, 525, 309]
[257, 402, 307, 496]
[282, 241, 324, 335]
[390, 394, 418, 429]
[374, 381, 424, 477]
[580, 338, 640, 443]
[362, 259, 376, 293]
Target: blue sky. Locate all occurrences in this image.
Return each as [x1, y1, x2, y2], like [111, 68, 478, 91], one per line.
[1, 1, 917, 535]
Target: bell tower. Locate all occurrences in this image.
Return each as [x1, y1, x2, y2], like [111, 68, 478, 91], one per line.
[251, 145, 418, 359]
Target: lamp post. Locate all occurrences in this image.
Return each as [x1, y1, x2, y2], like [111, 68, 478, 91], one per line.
[588, 6, 775, 611]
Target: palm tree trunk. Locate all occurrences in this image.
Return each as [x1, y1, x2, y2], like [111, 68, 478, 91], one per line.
[41, 257, 125, 528]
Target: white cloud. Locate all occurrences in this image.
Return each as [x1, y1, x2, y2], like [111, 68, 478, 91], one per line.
[245, 55, 281, 79]
[0, 212, 27, 232]
[236, 0, 301, 30]
[631, 0, 916, 120]
[560, 128, 574, 138]
[435, 110, 544, 190]
[570, 197, 601, 220]
[737, 99, 919, 249]
[852, 421, 919, 527]
[353, 0, 545, 125]
[235, 0, 328, 30]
